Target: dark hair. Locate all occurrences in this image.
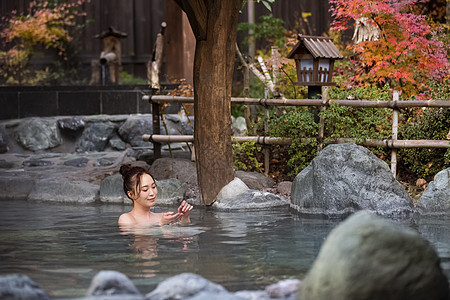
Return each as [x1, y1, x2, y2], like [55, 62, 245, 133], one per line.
[119, 164, 154, 201]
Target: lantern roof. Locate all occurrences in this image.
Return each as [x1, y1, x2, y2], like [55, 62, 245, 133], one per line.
[287, 35, 343, 59]
[94, 26, 127, 39]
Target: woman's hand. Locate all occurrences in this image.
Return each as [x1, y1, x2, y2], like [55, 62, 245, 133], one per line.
[159, 211, 181, 225]
[178, 201, 193, 224]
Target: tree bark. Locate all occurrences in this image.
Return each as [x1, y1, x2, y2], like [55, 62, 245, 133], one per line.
[193, 0, 241, 205]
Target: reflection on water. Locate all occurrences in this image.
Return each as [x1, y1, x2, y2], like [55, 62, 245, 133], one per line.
[0, 200, 448, 299]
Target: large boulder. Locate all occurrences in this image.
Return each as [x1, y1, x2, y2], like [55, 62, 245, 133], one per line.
[416, 168, 450, 215]
[291, 143, 413, 217]
[0, 176, 35, 200]
[0, 274, 50, 300]
[86, 270, 143, 298]
[145, 273, 227, 300]
[150, 158, 197, 185]
[301, 210, 449, 300]
[15, 118, 62, 151]
[99, 173, 128, 204]
[75, 121, 117, 152]
[235, 170, 275, 190]
[213, 178, 289, 210]
[118, 115, 153, 148]
[154, 178, 187, 205]
[28, 179, 99, 203]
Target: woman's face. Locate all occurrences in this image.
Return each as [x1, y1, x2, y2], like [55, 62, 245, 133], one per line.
[131, 173, 158, 208]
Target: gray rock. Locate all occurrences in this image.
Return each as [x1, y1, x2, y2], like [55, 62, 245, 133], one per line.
[301, 210, 449, 300]
[118, 115, 153, 147]
[215, 177, 249, 201]
[100, 174, 128, 204]
[0, 274, 50, 300]
[235, 170, 275, 190]
[86, 270, 143, 297]
[291, 143, 413, 217]
[23, 160, 54, 167]
[416, 168, 450, 215]
[15, 118, 62, 151]
[57, 116, 85, 131]
[0, 176, 35, 199]
[64, 157, 89, 167]
[150, 158, 198, 185]
[99, 175, 186, 205]
[75, 121, 117, 152]
[234, 290, 270, 300]
[0, 125, 9, 153]
[164, 114, 194, 135]
[28, 179, 99, 203]
[155, 178, 187, 205]
[0, 159, 14, 169]
[214, 189, 289, 211]
[145, 273, 227, 300]
[265, 279, 301, 299]
[95, 157, 116, 167]
[186, 291, 245, 300]
[276, 181, 292, 198]
[109, 136, 127, 151]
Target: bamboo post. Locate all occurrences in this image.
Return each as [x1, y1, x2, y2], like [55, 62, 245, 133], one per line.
[271, 46, 280, 98]
[318, 86, 328, 151]
[263, 88, 270, 175]
[391, 90, 399, 178]
[243, 54, 252, 135]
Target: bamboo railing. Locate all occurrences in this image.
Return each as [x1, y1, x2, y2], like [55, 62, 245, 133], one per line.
[143, 92, 450, 178]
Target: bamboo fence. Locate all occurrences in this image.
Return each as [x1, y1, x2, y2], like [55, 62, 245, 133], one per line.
[143, 92, 450, 178]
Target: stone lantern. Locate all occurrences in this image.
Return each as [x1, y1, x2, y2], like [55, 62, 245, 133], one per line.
[287, 35, 343, 98]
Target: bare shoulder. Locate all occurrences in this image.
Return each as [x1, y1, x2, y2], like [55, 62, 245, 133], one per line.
[118, 213, 136, 225]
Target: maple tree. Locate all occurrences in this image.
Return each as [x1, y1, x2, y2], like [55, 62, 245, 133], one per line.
[329, 0, 449, 97]
[0, 0, 88, 85]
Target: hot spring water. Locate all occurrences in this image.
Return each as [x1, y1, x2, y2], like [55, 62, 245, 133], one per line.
[0, 200, 448, 299]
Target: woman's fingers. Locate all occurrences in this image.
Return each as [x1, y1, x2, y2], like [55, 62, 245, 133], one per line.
[179, 201, 193, 214]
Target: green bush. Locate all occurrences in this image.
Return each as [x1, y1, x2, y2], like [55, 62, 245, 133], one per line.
[399, 107, 450, 180]
[268, 107, 318, 175]
[232, 139, 263, 172]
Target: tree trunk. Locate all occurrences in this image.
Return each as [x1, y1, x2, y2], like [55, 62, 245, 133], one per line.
[193, 0, 241, 205]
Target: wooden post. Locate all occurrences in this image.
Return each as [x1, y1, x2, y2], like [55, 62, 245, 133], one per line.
[391, 90, 399, 178]
[179, 0, 242, 205]
[152, 100, 161, 159]
[318, 86, 328, 151]
[263, 88, 270, 176]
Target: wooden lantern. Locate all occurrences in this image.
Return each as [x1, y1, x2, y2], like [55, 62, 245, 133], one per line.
[287, 35, 343, 87]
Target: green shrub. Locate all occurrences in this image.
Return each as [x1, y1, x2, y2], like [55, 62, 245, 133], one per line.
[268, 107, 318, 175]
[232, 139, 263, 172]
[399, 107, 450, 180]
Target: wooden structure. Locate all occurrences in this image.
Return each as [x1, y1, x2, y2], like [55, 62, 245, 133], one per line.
[287, 35, 343, 87]
[90, 27, 127, 85]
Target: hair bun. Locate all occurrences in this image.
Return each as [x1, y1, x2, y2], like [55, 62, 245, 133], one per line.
[119, 164, 133, 176]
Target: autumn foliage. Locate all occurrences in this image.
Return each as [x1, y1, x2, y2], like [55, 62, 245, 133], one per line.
[0, 0, 88, 85]
[329, 0, 449, 97]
